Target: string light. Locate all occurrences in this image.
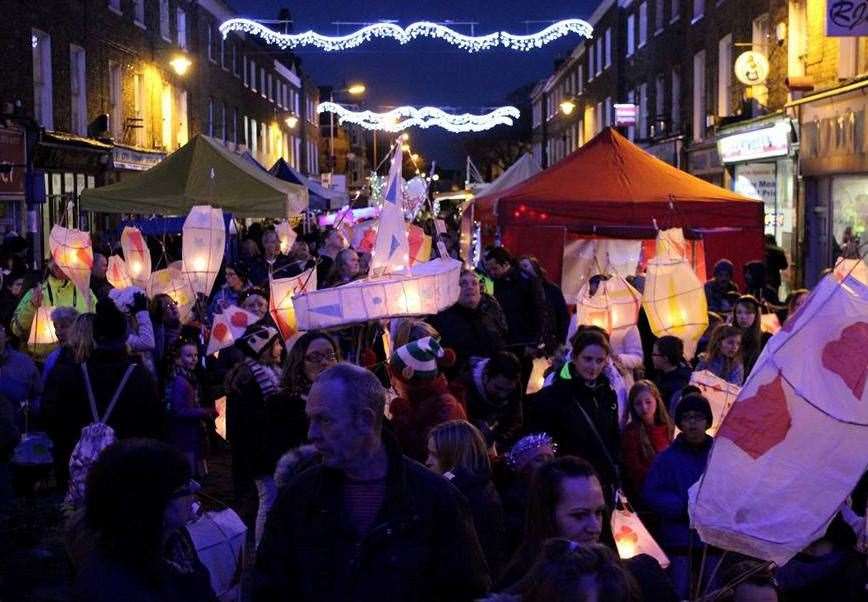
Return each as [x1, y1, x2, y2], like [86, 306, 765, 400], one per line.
[219, 18, 593, 53]
[318, 102, 521, 133]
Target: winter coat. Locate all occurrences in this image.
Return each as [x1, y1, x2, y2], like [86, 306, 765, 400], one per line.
[253, 432, 491, 602]
[654, 364, 693, 411]
[620, 421, 672, 499]
[224, 358, 281, 479]
[428, 294, 507, 370]
[703, 279, 739, 314]
[541, 280, 569, 353]
[695, 355, 744, 385]
[0, 348, 41, 409]
[491, 269, 545, 349]
[43, 345, 161, 471]
[166, 371, 210, 457]
[89, 276, 113, 301]
[246, 255, 293, 289]
[525, 363, 622, 494]
[11, 276, 96, 356]
[260, 388, 311, 477]
[389, 374, 467, 462]
[445, 467, 506, 580]
[641, 434, 712, 552]
[457, 357, 523, 447]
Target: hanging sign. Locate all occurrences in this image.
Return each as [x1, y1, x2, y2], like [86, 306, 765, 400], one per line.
[734, 51, 770, 86]
[826, 0, 868, 36]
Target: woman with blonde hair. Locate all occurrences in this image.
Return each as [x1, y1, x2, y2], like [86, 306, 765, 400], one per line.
[620, 380, 674, 499]
[427, 419, 506, 579]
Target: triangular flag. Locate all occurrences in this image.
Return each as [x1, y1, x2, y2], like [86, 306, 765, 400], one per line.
[370, 144, 410, 277]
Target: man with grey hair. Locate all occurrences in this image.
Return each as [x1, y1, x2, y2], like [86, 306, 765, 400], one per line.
[254, 362, 491, 601]
[41, 306, 80, 383]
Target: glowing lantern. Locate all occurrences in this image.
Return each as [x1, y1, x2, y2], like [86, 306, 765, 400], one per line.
[642, 229, 709, 359]
[121, 227, 152, 289]
[269, 267, 317, 340]
[182, 205, 225, 297]
[106, 256, 133, 290]
[760, 312, 781, 335]
[575, 273, 642, 335]
[276, 220, 297, 254]
[48, 225, 93, 302]
[526, 357, 550, 395]
[611, 492, 670, 568]
[149, 265, 195, 323]
[27, 305, 58, 356]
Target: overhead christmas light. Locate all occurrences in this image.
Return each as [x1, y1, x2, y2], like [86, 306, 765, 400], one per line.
[219, 18, 593, 53]
[318, 102, 521, 133]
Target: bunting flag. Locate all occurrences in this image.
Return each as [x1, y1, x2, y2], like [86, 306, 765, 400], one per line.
[207, 305, 261, 355]
[370, 145, 411, 277]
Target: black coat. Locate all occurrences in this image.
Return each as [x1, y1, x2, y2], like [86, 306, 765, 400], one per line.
[525, 365, 621, 494]
[446, 467, 507, 580]
[253, 434, 491, 602]
[654, 364, 694, 411]
[428, 294, 507, 370]
[490, 270, 545, 348]
[459, 357, 523, 447]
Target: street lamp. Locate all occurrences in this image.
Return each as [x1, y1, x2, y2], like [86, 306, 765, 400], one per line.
[329, 82, 366, 172]
[169, 55, 192, 76]
[559, 99, 577, 116]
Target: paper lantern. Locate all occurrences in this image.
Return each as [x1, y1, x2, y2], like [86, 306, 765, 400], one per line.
[182, 205, 225, 297]
[186, 508, 246, 599]
[575, 273, 642, 334]
[27, 305, 58, 355]
[207, 305, 261, 355]
[688, 370, 742, 436]
[270, 268, 317, 340]
[120, 227, 151, 290]
[642, 230, 708, 359]
[105, 256, 133, 290]
[760, 312, 781, 335]
[276, 220, 297, 254]
[48, 225, 93, 301]
[293, 258, 462, 331]
[149, 265, 195, 323]
[526, 357, 550, 395]
[611, 492, 669, 568]
[690, 273, 868, 566]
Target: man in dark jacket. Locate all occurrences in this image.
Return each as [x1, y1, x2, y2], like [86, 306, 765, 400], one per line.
[245, 230, 292, 288]
[457, 352, 523, 449]
[253, 362, 491, 602]
[428, 270, 507, 371]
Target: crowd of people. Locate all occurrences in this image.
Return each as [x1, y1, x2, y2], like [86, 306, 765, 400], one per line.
[0, 223, 865, 602]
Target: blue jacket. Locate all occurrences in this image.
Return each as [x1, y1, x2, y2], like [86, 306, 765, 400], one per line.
[641, 434, 712, 551]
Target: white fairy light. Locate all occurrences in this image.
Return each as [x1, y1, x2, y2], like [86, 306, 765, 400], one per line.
[219, 18, 592, 53]
[318, 102, 521, 133]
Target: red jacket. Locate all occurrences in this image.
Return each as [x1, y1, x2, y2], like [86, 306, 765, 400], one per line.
[621, 421, 672, 497]
[389, 373, 467, 462]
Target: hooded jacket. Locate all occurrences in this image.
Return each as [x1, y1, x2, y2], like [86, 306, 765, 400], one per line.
[253, 432, 491, 602]
[389, 373, 467, 462]
[457, 357, 523, 447]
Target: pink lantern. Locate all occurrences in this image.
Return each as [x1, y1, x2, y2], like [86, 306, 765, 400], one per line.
[121, 227, 152, 289]
[49, 225, 93, 302]
[270, 268, 317, 340]
[106, 256, 132, 290]
[182, 205, 225, 297]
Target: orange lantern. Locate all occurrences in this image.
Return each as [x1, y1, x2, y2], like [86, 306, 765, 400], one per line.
[48, 225, 93, 302]
[121, 227, 152, 289]
[27, 305, 58, 356]
[276, 220, 297, 254]
[106, 256, 133, 290]
[642, 229, 709, 359]
[269, 267, 317, 340]
[575, 273, 642, 334]
[611, 492, 670, 567]
[182, 205, 225, 297]
[149, 265, 195, 323]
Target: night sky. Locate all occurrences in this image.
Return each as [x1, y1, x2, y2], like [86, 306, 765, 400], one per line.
[239, 1, 597, 169]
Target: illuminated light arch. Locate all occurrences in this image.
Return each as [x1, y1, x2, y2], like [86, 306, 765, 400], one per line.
[318, 102, 521, 133]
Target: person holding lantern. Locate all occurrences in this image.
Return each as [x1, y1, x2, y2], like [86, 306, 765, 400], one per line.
[207, 263, 252, 321]
[11, 259, 97, 360]
[524, 329, 622, 501]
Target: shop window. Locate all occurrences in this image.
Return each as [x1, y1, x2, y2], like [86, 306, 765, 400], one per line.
[832, 176, 867, 261]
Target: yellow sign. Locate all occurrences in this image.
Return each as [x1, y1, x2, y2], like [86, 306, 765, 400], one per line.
[734, 51, 770, 86]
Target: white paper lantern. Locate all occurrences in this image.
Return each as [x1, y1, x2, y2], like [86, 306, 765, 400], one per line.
[270, 267, 317, 340]
[121, 226, 152, 290]
[27, 305, 58, 355]
[182, 206, 225, 297]
[293, 258, 462, 331]
[149, 265, 196, 323]
[106, 256, 133, 290]
[48, 225, 93, 302]
[575, 273, 642, 334]
[642, 230, 708, 358]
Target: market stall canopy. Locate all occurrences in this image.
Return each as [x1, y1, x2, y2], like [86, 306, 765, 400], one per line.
[80, 135, 308, 218]
[270, 158, 347, 212]
[472, 152, 541, 212]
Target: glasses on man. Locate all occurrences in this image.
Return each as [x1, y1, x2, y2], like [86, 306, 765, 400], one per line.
[305, 350, 337, 364]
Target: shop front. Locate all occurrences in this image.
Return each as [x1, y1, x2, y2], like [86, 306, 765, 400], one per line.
[686, 139, 725, 187]
[792, 82, 868, 286]
[642, 135, 685, 168]
[717, 114, 798, 294]
[0, 124, 27, 234]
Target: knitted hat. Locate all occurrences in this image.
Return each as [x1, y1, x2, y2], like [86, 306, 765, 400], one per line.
[93, 298, 129, 344]
[390, 336, 444, 380]
[674, 393, 713, 428]
[236, 324, 280, 359]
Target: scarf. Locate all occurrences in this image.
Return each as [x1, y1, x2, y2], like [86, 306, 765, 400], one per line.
[243, 357, 280, 398]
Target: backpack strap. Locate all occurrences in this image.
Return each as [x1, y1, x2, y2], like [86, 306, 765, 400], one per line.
[80, 363, 137, 424]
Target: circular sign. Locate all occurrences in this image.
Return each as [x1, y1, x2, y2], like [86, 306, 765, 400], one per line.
[734, 51, 770, 86]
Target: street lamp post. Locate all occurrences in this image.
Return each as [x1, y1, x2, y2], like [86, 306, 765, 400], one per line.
[329, 83, 366, 172]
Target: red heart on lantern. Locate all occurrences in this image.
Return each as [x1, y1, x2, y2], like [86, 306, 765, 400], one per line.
[213, 323, 229, 341]
[821, 322, 868, 399]
[718, 373, 791, 460]
[230, 312, 249, 328]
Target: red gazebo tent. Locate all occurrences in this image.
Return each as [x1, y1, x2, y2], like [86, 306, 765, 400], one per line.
[474, 128, 763, 291]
